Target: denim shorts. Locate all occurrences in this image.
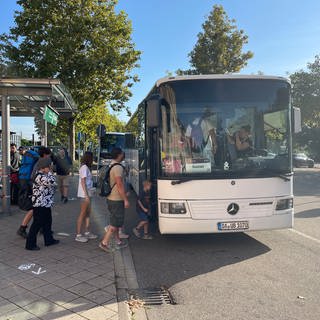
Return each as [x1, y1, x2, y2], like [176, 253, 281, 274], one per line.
[137, 209, 149, 222]
[107, 199, 125, 227]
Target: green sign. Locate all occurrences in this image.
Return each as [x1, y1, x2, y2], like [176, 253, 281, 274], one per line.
[43, 105, 58, 126]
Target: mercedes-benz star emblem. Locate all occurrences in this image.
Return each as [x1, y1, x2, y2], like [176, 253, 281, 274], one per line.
[227, 203, 239, 215]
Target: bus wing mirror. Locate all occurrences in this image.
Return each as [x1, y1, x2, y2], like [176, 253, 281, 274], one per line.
[146, 98, 160, 128]
[293, 107, 302, 133]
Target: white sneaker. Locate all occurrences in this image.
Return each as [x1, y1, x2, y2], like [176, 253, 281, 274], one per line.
[99, 242, 114, 253]
[75, 234, 88, 243]
[132, 227, 141, 238]
[104, 226, 129, 239]
[142, 234, 153, 240]
[84, 232, 98, 239]
[119, 230, 129, 239]
[115, 241, 128, 249]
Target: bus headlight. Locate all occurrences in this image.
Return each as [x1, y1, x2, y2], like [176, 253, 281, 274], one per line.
[276, 198, 293, 210]
[160, 202, 187, 214]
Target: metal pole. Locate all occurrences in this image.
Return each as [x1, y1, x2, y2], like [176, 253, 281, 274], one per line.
[78, 134, 81, 171]
[69, 118, 75, 176]
[69, 117, 75, 161]
[96, 135, 101, 184]
[44, 120, 48, 146]
[1, 95, 11, 214]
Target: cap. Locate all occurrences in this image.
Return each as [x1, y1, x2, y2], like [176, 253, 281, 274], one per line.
[37, 157, 52, 169]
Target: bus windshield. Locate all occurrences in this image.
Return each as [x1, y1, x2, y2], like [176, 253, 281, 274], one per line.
[159, 79, 291, 178]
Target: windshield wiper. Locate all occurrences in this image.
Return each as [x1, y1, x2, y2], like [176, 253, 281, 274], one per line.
[279, 173, 293, 181]
[170, 170, 293, 184]
[171, 179, 193, 185]
[267, 170, 293, 181]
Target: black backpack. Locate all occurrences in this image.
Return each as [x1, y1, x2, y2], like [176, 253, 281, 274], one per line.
[99, 163, 123, 197]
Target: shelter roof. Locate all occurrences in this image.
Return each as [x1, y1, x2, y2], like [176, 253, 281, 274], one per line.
[0, 78, 77, 118]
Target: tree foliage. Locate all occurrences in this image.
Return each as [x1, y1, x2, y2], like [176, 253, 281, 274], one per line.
[290, 55, 320, 159]
[293, 126, 320, 161]
[0, 0, 140, 140]
[76, 104, 125, 141]
[178, 5, 253, 75]
[290, 55, 320, 128]
[20, 138, 33, 146]
[33, 105, 125, 145]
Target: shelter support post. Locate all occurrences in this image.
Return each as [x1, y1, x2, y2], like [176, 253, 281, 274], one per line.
[41, 119, 48, 146]
[1, 95, 11, 214]
[69, 117, 75, 161]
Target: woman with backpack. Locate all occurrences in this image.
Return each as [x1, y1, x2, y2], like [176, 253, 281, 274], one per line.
[16, 146, 39, 238]
[17, 147, 51, 238]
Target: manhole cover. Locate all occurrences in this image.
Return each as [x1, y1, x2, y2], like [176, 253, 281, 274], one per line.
[128, 287, 176, 306]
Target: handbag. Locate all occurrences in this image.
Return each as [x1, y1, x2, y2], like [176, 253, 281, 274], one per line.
[18, 184, 33, 211]
[88, 187, 96, 197]
[10, 172, 19, 184]
[18, 195, 33, 211]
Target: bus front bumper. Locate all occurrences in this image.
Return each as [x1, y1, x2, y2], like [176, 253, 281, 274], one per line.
[158, 212, 293, 234]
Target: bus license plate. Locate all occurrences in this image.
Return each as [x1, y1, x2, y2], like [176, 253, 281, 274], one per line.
[217, 221, 249, 231]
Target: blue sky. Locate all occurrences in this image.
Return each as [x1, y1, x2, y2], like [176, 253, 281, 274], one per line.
[1, 0, 320, 139]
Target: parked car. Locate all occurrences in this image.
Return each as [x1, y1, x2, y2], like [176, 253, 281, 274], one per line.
[293, 153, 314, 168]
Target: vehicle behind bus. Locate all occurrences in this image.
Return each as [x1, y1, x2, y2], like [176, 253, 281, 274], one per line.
[97, 132, 135, 186]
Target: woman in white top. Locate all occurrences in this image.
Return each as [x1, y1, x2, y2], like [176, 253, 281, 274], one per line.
[75, 151, 97, 242]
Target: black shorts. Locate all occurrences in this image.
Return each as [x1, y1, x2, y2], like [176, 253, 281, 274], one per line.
[107, 199, 125, 227]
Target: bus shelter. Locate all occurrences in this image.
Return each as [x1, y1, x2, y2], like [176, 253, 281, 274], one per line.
[0, 78, 77, 214]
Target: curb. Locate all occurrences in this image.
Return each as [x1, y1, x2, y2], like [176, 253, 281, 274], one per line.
[114, 246, 148, 320]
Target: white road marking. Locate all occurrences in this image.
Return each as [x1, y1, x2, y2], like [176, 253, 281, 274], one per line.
[32, 267, 46, 275]
[18, 263, 35, 271]
[290, 229, 320, 244]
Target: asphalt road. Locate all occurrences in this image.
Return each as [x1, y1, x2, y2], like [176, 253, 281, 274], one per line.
[125, 168, 320, 320]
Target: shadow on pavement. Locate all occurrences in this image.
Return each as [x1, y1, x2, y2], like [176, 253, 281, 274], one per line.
[124, 193, 270, 290]
[0, 175, 119, 320]
[295, 208, 320, 219]
[130, 232, 270, 289]
[293, 169, 320, 196]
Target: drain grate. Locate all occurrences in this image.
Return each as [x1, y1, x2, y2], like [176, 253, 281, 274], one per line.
[128, 287, 176, 306]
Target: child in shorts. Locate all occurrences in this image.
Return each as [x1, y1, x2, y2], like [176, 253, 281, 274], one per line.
[132, 180, 153, 239]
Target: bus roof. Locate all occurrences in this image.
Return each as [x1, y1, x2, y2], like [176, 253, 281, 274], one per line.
[155, 74, 290, 87]
[126, 74, 290, 127]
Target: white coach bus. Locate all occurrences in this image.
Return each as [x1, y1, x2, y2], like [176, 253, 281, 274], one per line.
[126, 75, 301, 234]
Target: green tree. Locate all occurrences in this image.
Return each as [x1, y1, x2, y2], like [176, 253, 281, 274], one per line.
[75, 104, 125, 141]
[293, 126, 320, 161]
[290, 55, 320, 128]
[34, 105, 125, 145]
[290, 55, 320, 160]
[0, 0, 140, 142]
[178, 5, 253, 75]
[20, 138, 33, 146]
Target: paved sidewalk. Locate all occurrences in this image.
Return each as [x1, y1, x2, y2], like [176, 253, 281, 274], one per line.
[0, 175, 130, 320]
